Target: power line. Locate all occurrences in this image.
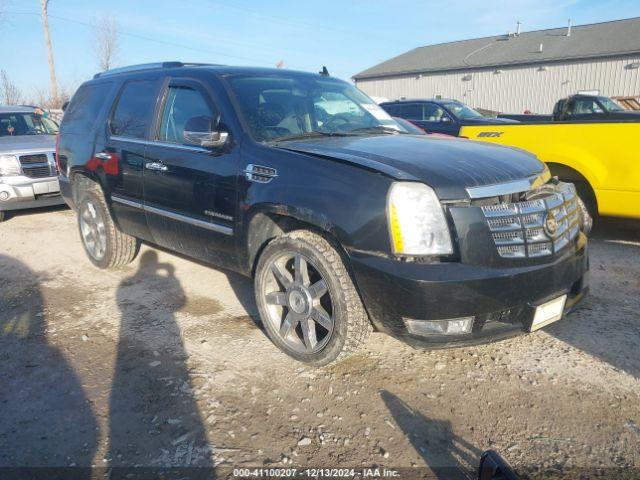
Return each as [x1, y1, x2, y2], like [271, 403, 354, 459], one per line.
[4, 10, 308, 69]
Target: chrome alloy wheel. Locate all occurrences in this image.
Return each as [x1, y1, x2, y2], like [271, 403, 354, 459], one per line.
[79, 200, 107, 261]
[262, 252, 334, 354]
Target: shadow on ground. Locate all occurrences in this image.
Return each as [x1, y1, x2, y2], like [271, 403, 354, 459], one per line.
[109, 250, 214, 467]
[0, 254, 97, 471]
[380, 390, 480, 480]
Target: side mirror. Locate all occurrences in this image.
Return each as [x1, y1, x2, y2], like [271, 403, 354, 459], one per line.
[183, 115, 228, 148]
[478, 450, 519, 480]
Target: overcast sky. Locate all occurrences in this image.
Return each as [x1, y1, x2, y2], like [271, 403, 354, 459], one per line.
[2, 0, 640, 97]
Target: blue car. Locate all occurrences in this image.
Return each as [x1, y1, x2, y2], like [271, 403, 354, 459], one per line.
[380, 99, 516, 136]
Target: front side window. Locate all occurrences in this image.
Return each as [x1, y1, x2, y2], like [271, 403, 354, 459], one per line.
[110, 80, 158, 139]
[158, 86, 215, 145]
[227, 74, 401, 142]
[575, 99, 600, 114]
[423, 103, 447, 122]
[0, 111, 58, 137]
[442, 101, 483, 119]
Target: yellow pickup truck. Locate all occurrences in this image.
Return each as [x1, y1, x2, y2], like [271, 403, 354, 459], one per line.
[460, 122, 640, 219]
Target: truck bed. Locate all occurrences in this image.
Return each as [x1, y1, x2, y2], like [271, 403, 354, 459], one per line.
[459, 122, 640, 219]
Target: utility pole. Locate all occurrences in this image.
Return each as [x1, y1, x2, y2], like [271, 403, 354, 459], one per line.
[40, 0, 59, 106]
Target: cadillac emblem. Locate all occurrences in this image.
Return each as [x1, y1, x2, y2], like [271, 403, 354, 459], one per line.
[544, 212, 558, 237]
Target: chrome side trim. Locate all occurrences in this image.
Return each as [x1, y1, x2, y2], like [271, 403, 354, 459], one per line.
[111, 196, 233, 236]
[466, 169, 551, 199]
[111, 195, 143, 209]
[109, 135, 210, 153]
[144, 205, 233, 235]
[109, 135, 148, 146]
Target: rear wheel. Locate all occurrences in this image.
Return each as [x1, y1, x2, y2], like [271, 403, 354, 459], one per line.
[76, 181, 140, 269]
[254, 230, 371, 366]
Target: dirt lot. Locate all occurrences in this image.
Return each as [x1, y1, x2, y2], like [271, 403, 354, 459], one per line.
[1, 206, 639, 478]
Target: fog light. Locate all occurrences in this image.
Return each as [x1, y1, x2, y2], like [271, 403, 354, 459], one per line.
[404, 316, 474, 336]
[0, 191, 9, 201]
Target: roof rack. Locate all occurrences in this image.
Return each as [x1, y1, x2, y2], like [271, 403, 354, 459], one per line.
[93, 62, 220, 79]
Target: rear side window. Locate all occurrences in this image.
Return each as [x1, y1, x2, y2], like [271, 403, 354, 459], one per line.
[381, 104, 399, 116]
[110, 80, 158, 139]
[61, 82, 112, 134]
[400, 104, 423, 120]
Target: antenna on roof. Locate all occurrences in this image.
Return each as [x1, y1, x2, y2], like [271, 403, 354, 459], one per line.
[516, 20, 522, 36]
[566, 19, 572, 37]
[319, 66, 330, 76]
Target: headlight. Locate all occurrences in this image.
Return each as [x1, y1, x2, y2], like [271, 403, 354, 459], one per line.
[0, 155, 21, 176]
[387, 182, 453, 255]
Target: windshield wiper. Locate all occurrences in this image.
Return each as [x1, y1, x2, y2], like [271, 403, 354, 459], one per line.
[348, 126, 407, 135]
[269, 131, 355, 143]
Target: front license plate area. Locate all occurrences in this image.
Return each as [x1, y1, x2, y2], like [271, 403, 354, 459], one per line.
[530, 295, 567, 332]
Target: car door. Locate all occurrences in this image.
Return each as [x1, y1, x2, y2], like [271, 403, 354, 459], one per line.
[425, 103, 459, 135]
[104, 77, 162, 241]
[143, 78, 240, 270]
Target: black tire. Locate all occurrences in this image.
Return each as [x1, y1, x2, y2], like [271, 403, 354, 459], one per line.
[76, 180, 140, 269]
[575, 194, 593, 235]
[254, 230, 371, 366]
[574, 182, 596, 234]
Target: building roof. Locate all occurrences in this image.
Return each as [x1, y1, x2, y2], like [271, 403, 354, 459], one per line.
[354, 17, 640, 80]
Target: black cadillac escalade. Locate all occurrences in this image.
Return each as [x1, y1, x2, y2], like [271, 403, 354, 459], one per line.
[57, 62, 589, 365]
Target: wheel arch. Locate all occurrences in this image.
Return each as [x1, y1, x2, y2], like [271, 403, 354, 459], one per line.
[244, 205, 351, 278]
[546, 162, 598, 214]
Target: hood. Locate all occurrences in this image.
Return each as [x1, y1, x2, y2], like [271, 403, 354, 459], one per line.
[460, 117, 519, 125]
[0, 134, 56, 153]
[277, 134, 545, 200]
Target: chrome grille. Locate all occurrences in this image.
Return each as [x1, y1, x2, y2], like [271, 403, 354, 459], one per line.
[19, 153, 57, 179]
[482, 182, 581, 259]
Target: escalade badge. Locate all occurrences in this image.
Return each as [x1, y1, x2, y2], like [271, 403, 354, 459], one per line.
[544, 212, 558, 237]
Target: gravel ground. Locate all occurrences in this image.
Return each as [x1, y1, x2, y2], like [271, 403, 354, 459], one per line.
[0, 206, 639, 479]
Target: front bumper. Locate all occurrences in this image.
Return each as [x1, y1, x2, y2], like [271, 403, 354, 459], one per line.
[350, 232, 589, 348]
[0, 176, 64, 212]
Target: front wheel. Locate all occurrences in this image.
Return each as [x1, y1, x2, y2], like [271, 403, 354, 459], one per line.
[254, 230, 371, 366]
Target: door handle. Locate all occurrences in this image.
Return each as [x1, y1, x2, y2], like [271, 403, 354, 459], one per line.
[95, 152, 112, 160]
[145, 161, 168, 172]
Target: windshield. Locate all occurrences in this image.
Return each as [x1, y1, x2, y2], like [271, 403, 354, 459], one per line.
[597, 96, 624, 112]
[0, 111, 59, 137]
[227, 74, 403, 142]
[442, 101, 484, 119]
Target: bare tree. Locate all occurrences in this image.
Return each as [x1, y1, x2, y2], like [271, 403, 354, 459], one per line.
[40, 0, 59, 107]
[93, 16, 120, 72]
[1, 70, 23, 105]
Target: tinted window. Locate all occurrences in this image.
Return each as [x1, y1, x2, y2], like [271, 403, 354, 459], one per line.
[110, 80, 158, 139]
[61, 82, 112, 134]
[401, 104, 423, 120]
[423, 103, 446, 121]
[158, 86, 214, 144]
[571, 99, 603, 115]
[381, 104, 399, 116]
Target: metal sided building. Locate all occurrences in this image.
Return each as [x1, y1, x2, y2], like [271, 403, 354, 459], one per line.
[353, 17, 640, 114]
